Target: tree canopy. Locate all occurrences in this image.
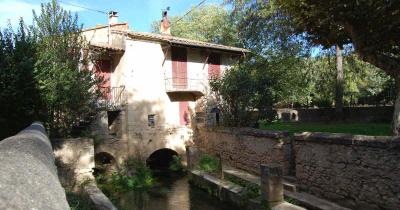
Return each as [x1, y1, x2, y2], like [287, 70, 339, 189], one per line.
[0, 0, 100, 138]
[152, 4, 239, 46]
[271, 0, 400, 133]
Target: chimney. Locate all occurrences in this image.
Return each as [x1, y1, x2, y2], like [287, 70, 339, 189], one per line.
[160, 9, 171, 35]
[108, 11, 118, 25]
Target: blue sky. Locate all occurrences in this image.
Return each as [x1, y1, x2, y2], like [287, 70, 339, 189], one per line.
[0, 0, 223, 32]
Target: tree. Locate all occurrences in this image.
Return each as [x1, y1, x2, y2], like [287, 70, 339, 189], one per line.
[33, 0, 100, 137]
[0, 20, 41, 139]
[272, 0, 400, 134]
[335, 45, 344, 116]
[151, 4, 239, 46]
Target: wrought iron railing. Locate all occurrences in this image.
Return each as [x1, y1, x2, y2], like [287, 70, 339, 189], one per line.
[99, 86, 126, 110]
[164, 77, 205, 92]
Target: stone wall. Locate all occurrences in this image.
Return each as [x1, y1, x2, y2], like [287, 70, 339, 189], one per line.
[53, 138, 95, 190]
[276, 106, 393, 123]
[195, 127, 292, 175]
[0, 122, 70, 210]
[294, 132, 400, 209]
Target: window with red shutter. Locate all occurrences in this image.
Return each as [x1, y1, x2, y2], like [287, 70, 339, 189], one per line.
[93, 60, 111, 100]
[208, 53, 221, 79]
[171, 47, 187, 89]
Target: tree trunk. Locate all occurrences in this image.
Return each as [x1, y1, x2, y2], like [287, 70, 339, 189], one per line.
[392, 76, 400, 135]
[335, 45, 344, 119]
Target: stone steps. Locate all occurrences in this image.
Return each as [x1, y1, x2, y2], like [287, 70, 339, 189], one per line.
[222, 167, 350, 210]
[223, 167, 297, 192]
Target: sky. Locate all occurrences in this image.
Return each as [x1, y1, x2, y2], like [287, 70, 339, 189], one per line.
[0, 0, 223, 32]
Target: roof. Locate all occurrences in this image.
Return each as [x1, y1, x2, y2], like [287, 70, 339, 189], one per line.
[115, 30, 250, 54]
[89, 42, 125, 51]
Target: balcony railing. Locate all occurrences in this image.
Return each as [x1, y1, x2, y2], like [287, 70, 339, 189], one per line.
[164, 77, 205, 101]
[99, 86, 126, 110]
[164, 77, 205, 92]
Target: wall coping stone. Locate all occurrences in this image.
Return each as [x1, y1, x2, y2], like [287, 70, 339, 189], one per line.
[206, 127, 290, 139]
[294, 132, 400, 149]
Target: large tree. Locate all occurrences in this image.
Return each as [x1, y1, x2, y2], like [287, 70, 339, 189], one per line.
[152, 4, 239, 46]
[0, 20, 41, 139]
[33, 0, 100, 137]
[272, 0, 400, 134]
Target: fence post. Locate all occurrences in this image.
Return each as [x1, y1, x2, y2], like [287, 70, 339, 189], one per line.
[260, 164, 284, 207]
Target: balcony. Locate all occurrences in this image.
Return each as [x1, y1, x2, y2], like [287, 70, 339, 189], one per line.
[99, 86, 127, 110]
[165, 77, 205, 101]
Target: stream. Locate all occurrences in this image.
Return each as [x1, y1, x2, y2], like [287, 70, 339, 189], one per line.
[108, 173, 240, 210]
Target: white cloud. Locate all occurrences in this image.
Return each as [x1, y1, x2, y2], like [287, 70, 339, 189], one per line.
[0, 0, 86, 28]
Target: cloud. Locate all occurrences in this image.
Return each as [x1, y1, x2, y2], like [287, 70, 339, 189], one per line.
[0, 0, 86, 28]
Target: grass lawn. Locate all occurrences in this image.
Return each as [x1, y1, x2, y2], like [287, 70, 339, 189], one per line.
[260, 122, 391, 136]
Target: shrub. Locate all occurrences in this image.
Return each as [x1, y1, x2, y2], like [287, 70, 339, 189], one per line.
[169, 155, 184, 172]
[197, 154, 220, 173]
[96, 158, 154, 193]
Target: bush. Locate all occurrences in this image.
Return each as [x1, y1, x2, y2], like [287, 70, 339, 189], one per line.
[169, 155, 184, 172]
[197, 154, 220, 173]
[96, 159, 154, 193]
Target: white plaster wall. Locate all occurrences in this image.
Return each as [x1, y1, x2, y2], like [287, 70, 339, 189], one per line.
[96, 35, 239, 159]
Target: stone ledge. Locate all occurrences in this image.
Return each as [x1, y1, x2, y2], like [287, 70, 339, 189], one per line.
[207, 127, 290, 139]
[294, 132, 400, 149]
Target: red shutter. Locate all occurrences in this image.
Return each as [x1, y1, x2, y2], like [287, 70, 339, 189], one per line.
[179, 101, 189, 125]
[171, 47, 187, 89]
[208, 53, 221, 79]
[94, 60, 111, 100]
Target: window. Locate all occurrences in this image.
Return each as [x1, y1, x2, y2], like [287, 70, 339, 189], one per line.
[171, 47, 187, 89]
[148, 114, 155, 127]
[208, 53, 221, 79]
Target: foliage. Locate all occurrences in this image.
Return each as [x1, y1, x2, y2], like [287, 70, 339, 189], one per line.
[97, 159, 154, 193]
[0, 0, 101, 139]
[152, 4, 239, 46]
[261, 122, 390, 136]
[226, 175, 260, 199]
[66, 191, 94, 210]
[207, 0, 311, 126]
[210, 65, 256, 126]
[271, 0, 400, 75]
[169, 155, 184, 172]
[197, 154, 221, 173]
[32, 0, 101, 137]
[0, 20, 41, 139]
[270, 0, 400, 134]
[304, 50, 393, 107]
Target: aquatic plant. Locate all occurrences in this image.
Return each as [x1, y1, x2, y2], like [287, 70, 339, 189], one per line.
[169, 155, 184, 172]
[96, 158, 154, 193]
[197, 154, 220, 173]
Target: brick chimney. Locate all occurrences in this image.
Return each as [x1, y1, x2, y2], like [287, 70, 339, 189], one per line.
[160, 9, 171, 35]
[108, 11, 118, 25]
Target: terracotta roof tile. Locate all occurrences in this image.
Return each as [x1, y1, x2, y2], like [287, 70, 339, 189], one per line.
[114, 30, 250, 54]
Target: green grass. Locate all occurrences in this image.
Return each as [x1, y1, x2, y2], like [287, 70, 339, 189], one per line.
[260, 122, 391, 136]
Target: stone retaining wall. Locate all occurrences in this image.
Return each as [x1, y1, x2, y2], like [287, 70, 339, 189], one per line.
[195, 127, 292, 175]
[276, 106, 393, 123]
[53, 138, 95, 190]
[294, 132, 400, 209]
[0, 123, 70, 210]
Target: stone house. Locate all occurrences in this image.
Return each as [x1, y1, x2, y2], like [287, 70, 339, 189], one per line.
[82, 11, 248, 166]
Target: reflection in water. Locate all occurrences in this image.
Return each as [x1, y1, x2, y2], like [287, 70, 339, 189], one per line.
[113, 175, 239, 210]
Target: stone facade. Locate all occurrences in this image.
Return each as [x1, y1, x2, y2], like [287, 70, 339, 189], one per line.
[294, 132, 400, 209]
[53, 138, 95, 190]
[195, 127, 292, 175]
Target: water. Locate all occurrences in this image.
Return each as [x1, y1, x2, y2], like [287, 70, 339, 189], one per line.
[110, 174, 240, 210]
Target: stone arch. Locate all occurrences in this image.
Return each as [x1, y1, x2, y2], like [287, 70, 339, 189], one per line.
[146, 148, 178, 170]
[94, 152, 116, 175]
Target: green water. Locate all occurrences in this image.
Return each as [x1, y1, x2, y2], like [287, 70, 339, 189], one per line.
[108, 174, 239, 210]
